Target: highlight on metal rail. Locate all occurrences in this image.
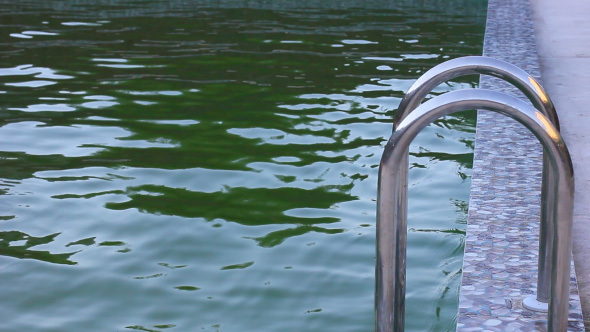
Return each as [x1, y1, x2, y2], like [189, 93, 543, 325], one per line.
[375, 89, 574, 332]
[392, 56, 560, 312]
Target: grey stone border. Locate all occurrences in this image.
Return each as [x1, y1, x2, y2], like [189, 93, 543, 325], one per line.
[456, 0, 585, 330]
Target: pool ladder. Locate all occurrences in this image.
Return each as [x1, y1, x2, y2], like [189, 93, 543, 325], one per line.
[375, 56, 575, 332]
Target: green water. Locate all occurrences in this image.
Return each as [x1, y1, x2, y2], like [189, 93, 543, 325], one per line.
[0, 1, 486, 331]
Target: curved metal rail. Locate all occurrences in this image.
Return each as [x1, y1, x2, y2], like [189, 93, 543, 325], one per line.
[395, 56, 559, 128]
[393, 56, 559, 308]
[376, 89, 574, 332]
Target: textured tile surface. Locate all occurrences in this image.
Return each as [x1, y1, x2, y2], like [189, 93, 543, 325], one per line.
[456, 0, 585, 330]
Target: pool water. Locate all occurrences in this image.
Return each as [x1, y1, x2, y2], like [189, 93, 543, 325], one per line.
[0, 1, 486, 331]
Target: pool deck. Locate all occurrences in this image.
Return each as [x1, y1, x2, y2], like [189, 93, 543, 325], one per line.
[456, 0, 589, 330]
[530, 0, 590, 329]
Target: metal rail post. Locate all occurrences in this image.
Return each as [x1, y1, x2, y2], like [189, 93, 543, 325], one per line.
[376, 89, 574, 332]
[393, 56, 559, 310]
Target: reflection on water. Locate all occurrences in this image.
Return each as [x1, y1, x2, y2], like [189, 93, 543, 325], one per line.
[0, 1, 486, 331]
[0, 231, 77, 265]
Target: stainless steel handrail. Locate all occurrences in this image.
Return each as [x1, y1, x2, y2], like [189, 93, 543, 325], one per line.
[376, 89, 574, 332]
[393, 56, 559, 309]
[395, 56, 559, 128]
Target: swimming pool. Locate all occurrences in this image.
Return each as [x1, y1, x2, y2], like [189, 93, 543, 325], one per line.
[0, 1, 486, 331]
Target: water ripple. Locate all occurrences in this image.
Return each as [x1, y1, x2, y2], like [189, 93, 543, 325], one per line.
[0, 2, 485, 331]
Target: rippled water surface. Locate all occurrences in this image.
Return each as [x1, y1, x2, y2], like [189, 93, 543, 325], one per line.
[0, 1, 486, 331]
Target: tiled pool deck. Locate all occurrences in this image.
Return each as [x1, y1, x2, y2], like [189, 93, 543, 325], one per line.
[456, 0, 586, 330]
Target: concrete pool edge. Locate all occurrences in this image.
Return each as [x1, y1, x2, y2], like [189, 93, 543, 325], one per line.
[457, 0, 586, 330]
[530, 0, 590, 328]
